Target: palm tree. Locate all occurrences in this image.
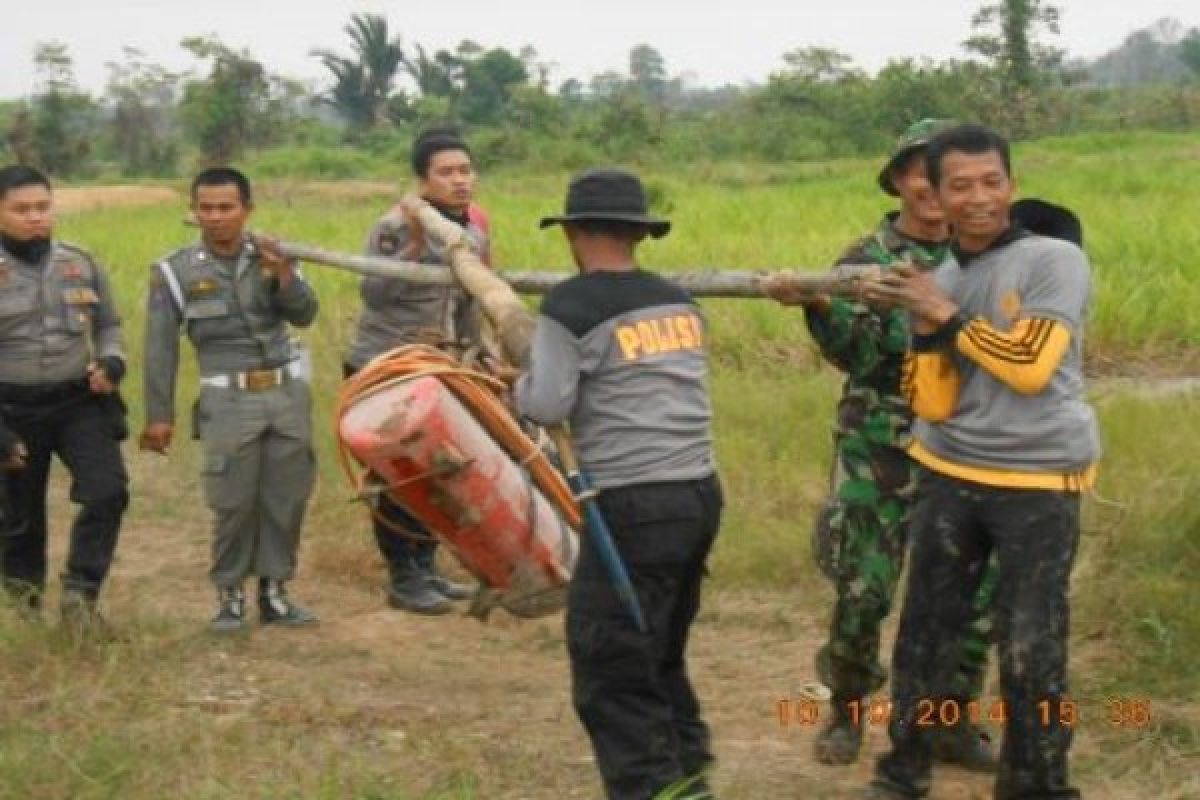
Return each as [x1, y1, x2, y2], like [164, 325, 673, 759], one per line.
[313, 13, 404, 129]
[401, 43, 456, 98]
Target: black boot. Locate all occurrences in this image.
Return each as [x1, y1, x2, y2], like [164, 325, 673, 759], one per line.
[258, 579, 318, 626]
[386, 559, 453, 615]
[415, 544, 471, 601]
[210, 585, 247, 633]
[814, 696, 864, 765]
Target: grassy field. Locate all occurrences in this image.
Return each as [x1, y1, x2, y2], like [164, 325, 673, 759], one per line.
[0, 131, 1196, 798]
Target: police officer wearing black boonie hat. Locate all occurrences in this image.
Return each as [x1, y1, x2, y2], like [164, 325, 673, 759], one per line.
[517, 168, 723, 800]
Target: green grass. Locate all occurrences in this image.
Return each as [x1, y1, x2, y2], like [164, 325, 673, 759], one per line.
[5, 131, 1194, 797]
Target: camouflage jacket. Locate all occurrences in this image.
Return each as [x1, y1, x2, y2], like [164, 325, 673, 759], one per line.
[804, 214, 948, 446]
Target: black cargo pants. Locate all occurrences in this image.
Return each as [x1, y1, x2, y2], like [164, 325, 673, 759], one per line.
[567, 473, 723, 800]
[0, 383, 129, 600]
[873, 469, 1082, 800]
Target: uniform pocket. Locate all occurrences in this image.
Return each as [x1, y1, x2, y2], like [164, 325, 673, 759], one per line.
[62, 287, 100, 331]
[0, 284, 39, 317]
[201, 452, 234, 511]
[184, 297, 231, 320]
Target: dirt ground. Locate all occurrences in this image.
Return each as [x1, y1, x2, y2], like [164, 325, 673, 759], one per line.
[54, 186, 181, 213]
[23, 452, 1176, 800]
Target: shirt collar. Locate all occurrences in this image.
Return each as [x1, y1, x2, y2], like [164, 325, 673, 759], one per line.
[952, 224, 1028, 267]
[0, 235, 53, 266]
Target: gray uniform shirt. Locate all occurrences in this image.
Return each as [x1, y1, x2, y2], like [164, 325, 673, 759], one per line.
[143, 239, 319, 425]
[344, 207, 490, 369]
[515, 269, 716, 490]
[914, 233, 1101, 473]
[0, 241, 123, 385]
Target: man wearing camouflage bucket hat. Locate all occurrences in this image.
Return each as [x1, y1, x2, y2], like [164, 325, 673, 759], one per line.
[766, 119, 997, 770]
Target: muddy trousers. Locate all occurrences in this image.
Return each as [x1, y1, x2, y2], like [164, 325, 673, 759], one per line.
[874, 470, 1081, 800]
[198, 381, 315, 588]
[568, 474, 723, 800]
[0, 390, 128, 598]
[818, 441, 995, 700]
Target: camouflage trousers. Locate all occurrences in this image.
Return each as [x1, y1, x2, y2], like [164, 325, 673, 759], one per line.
[814, 434, 996, 701]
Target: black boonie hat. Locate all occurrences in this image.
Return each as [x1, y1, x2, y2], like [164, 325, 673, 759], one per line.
[1011, 198, 1084, 247]
[539, 167, 671, 238]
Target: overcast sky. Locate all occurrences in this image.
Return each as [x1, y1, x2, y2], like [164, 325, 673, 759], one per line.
[1, 0, 1197, 99]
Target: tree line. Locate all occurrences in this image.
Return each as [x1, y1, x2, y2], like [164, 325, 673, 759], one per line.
[3, 1, 1200, 180]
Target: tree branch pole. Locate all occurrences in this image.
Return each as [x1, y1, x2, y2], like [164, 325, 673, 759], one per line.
[274, 238, 875, 300]
[186, 213, 877, 365]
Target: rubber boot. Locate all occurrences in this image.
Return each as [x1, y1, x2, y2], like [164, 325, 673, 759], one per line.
[415, 543, 471, 601]
[386, 557, 453, 615]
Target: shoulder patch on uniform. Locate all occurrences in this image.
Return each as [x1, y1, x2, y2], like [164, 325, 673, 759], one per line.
[63, 287, 100, 305]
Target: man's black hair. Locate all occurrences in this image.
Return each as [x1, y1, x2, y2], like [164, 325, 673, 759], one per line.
[567, 218, 650, 242]
[191, 166, 253, 205]
[925, 124, 1012, 188]
[411, 126, 472, 178]
[0, 164, 51, 200]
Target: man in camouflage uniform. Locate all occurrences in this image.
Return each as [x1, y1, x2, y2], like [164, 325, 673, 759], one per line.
[767, 120, 996, 769]
[141, 167, 319, 633]
[343, 127, 487, 614]
[0, 165, 129, 634]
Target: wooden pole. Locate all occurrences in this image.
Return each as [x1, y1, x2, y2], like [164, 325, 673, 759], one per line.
[272, 239, 874, 299]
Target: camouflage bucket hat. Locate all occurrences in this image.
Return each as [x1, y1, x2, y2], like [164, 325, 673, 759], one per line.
[877, 118, 958, 196]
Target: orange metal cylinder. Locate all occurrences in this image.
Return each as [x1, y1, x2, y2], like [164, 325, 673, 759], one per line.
[338, 375, 577, 617]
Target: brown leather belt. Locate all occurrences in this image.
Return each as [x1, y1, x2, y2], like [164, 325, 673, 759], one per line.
[200, 367, 289, 392]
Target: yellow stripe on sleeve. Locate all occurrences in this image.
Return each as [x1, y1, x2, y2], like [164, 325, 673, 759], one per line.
[956, 317, 1071, 395]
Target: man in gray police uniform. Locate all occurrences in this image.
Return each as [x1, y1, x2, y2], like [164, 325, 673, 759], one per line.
[0, 164, 129, 633]
[342, 127, 486, 614]
[141, 167, 319, 633]
[517, 168, 723, 800]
